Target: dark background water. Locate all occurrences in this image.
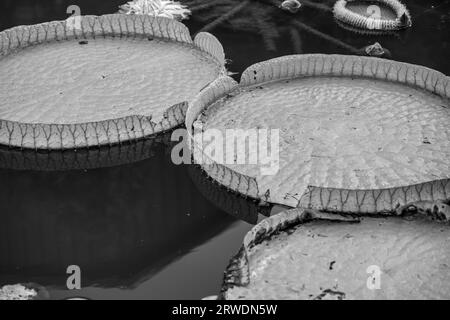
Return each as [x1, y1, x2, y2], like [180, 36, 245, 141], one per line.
[1, 0, 448, 74]
[0, 0, 448, 300]
[0, 134, 261, 300]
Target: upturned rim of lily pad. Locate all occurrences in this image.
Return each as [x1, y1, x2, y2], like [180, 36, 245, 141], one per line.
[185, 54, 450, 211]
[334, 18, 400, 36]
[333, 0, 412, 31]
[0, 14, 225, 150]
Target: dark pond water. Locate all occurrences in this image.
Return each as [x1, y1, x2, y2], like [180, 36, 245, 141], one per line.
[0, 0, 448, 300]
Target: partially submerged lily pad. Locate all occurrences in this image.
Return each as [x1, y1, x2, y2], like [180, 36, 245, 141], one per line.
[0, 14, 225, 149]
[186, 54, 450, 210]
[333, 0, 412, 31]
[221, 209, 450, 300]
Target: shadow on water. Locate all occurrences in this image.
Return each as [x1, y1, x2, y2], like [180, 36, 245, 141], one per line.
[0, 0, 448, 299]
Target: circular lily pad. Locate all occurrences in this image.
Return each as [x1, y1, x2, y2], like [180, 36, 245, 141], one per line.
[333, 0, 412, 31]
[186, 54, 450, 210]
[0, 14, 225, 149]
[221, 209, 450, 300]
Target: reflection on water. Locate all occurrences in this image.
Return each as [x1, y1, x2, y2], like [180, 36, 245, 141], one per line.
[0, 133, 171, 171]
[0, 134, 258, 299]
[0, 0, 449, 299]
[188, 165, 273, 225]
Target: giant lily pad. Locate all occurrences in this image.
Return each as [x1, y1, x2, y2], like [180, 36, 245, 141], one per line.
[186, 54, 450, 210]
[0, 14, 225, 149]
[221, 208, 450, 300]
